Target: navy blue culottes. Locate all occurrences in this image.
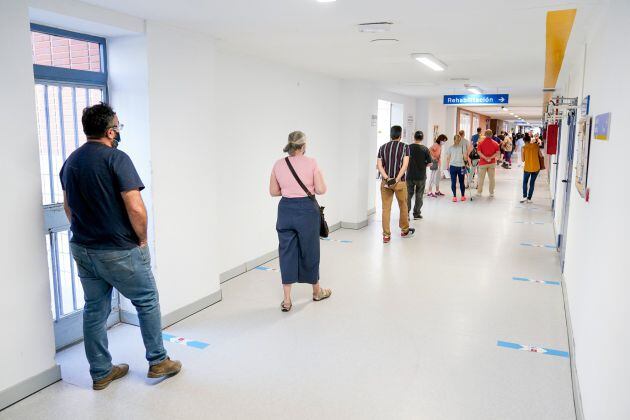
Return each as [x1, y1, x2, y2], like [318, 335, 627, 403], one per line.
[276, 197, 320, 284]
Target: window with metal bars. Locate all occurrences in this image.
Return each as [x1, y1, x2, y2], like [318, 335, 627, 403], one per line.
[31, 24, 112, 333]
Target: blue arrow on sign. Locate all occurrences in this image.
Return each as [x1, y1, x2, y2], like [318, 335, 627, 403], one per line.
[443, 94, 510, 106]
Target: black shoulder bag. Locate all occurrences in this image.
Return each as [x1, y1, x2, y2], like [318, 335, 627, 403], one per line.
[285, 157, 329, 238]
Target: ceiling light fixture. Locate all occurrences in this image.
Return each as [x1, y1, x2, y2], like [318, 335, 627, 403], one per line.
[370, 38, 399, 44]
[502, 107, 509, 111]
[358, 22, 393, 33]
[466, 86, 482, 94]
[411, 53, 447, 72]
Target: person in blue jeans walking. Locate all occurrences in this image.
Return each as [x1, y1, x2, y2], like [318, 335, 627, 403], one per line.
[60, 103, 181, 390]
[520, 133, 542, 203]
[446, 134, 470, 202]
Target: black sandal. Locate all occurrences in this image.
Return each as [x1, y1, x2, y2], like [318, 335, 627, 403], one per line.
[281, 301, 292, 312]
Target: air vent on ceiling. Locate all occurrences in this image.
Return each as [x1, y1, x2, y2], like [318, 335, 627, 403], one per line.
[358, 22, 393, 33]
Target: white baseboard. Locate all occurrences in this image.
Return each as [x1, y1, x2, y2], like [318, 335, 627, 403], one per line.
[560, 274, 584, 420]
[341, 219, 368, 230]
[329, 222, 342, 232]
[245, 250, 279, 272]
[0, 364, 61, 411]
[219, 263, 247, 284]
[121, 289, 223, 329]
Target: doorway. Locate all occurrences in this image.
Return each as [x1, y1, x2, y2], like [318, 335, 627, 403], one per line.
[373, 99, 405, 215]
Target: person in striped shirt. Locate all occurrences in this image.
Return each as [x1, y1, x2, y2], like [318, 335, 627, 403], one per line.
[377, 125, 416, 243]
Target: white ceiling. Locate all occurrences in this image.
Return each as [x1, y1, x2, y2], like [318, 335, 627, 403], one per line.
[461, 105, 543, 122]
[81, 0, 604, 105]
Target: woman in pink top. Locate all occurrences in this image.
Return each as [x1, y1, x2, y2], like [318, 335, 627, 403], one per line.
[427, 134, 447, 197]
[269, 131, 331, 312]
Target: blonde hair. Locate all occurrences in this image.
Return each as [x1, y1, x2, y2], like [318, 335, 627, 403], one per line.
[283, 131, 307, 155]
[458, 130, 465, 137]
[485, 129, 493, 137]
[453, 134, 462, 146]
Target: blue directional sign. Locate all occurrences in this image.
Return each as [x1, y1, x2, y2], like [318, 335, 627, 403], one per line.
[443, 94, 509, 106]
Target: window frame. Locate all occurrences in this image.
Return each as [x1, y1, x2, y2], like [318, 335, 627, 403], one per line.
[31, 23, 108, 87]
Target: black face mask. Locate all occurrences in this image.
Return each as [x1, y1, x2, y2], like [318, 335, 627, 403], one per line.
[112, 131, 121, 149]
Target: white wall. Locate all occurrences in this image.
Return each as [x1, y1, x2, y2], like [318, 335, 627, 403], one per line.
[416, 98, 447, 145]
[143, 22, 220, 316]
[107, 34, 154, 313]
[555, 1, 630, 418]
[0, 0, 58, 402]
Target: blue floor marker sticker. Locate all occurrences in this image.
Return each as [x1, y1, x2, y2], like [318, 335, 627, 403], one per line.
[520, 242, 556, 249]
[320, 238, 353, 244]
[512, 276, 560, 286]
[162, 333, 209, 350]
[254, 265, 279, 272]
[497, 340, 569, 358]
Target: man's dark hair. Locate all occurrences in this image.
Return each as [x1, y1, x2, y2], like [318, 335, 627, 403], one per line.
[390, 125, 403, 140]
[476, 127, 482, 133]
[82, 103, 116, 138]
[414, 131, 424, 141]
[436, 134, 448, 143]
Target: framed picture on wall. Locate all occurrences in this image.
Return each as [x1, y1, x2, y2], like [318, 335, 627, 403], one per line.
[433, 125, 439, 140]
[575, 116, 592, 198]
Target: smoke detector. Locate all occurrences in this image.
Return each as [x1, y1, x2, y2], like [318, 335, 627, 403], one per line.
[358, 22, 393, 33]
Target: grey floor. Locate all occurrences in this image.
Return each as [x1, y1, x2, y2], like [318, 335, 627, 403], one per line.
[1, 166, 575, 420]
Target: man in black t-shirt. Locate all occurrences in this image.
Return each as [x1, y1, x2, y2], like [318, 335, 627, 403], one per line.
[60, 103, 181, 390]
[406, 131, 432, 219]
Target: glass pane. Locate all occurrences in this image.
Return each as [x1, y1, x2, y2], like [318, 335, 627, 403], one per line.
[35, 84, 52, 205]
[56, 231, 75, 315]
[75, 88, 88, 145]
[46, 234, 56, 318]
[31, 31, 102, 72]
[61, 87, 77, 154]
[46, 85, 65, 203]
[459, 111, 471, 139]
[88, 88, 103, 106]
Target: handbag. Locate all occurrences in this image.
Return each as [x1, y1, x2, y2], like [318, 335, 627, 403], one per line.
[538, 149, 546, 170]
[284, 157, 329, 238]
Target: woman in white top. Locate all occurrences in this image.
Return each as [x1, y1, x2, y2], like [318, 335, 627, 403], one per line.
[446, 134, 470, 202]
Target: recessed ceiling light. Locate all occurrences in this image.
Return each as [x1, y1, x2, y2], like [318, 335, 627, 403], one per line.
[411, 53, 447, 72]
[370, 38, 399, 44]
[358, 22, 393, 33]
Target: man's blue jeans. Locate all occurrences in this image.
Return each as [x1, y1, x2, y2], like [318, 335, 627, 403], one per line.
[70, 243, 168, 381]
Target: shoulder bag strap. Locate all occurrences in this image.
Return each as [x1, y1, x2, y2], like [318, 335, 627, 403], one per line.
[285, 157, 316, 201]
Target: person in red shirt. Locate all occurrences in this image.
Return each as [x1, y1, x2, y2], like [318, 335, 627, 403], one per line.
[476, 129, 501, 197]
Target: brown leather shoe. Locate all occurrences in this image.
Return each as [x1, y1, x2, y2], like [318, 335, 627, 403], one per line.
[92, 364, 129, 390]
[147, 357, 182, 378]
